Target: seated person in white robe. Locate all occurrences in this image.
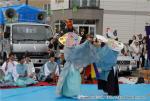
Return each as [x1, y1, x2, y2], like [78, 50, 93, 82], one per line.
[25, 53, 36, 80]
[15, 55, 37, 87]
[1, 52, 18, 84]
[38, 52, 59, 82]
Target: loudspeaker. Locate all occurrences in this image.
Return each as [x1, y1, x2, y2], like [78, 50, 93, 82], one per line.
[5, 8, 16, 19]
[37, 12, 46, 21]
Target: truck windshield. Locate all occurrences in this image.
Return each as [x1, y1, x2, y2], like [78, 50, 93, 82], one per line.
[12, 25, 53, 41]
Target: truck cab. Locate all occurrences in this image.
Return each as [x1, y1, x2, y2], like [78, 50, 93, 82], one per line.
[1, 22, 53, 66]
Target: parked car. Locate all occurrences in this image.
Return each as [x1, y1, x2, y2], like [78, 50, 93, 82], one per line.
[117, 55, 137, 73]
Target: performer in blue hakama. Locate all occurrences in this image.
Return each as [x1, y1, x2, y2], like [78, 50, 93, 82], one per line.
[95, 35, 124, 96]
[56, 36, 100, 98]
[15, 55, 37, 87]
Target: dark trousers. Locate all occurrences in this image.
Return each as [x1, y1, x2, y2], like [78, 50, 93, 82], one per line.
[141, 55, 145, 68]
[97, 68, 119, 96]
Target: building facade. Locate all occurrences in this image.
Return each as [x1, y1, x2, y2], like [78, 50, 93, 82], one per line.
[101, 0, 150, 43]
[19, 0, 50, 11]
[50, 0, 103, 35]
[18, 0, 103, 35]
[0, 0, 20, 7]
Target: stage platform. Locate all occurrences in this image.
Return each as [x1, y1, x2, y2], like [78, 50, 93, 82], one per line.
[1, 84, 150, 101]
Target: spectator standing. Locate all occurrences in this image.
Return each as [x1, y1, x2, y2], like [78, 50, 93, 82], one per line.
[130, 41, 141, 68]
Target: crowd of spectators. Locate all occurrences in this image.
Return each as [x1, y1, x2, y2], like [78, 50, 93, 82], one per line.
[121, 34, 149, 69]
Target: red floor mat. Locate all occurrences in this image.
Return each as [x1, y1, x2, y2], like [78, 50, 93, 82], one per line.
[0, 82, 57, 89]
[2, 79, 146, 90]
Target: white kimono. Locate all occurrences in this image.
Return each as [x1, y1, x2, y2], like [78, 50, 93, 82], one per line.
[1, 61, 18, 82]
[38, 61, 59, 81]
[26, 62, 36, 79]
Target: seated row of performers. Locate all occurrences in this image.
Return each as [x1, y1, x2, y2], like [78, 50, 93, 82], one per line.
[0, 52, 62, 87]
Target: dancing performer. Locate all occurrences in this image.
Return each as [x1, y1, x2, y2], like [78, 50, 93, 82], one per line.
[95, 35, 124, 96]
[56, 33, 99, 98]
[63, 19, 78, 35]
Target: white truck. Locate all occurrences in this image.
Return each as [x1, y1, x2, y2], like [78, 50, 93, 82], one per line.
[0, 22, 53, 66]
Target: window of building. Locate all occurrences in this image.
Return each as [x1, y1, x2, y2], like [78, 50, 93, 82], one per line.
[43, 4, 51, 15]
[70, 0, 80, 7]
[89, 0, 97, 7]
[90, 27, 95, 35]
[82, 0, 88, 7]
[44, 4, 51, 11]
[70, 0, 100, 8]
[55, 0, 64, 3]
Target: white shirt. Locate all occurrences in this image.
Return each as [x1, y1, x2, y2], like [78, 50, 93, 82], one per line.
[130, 42, 140, 60]
[44, 62, 59, 77]
[1, 60, 18, 81]
[26, 62, 35, 76]
[1, 61, 18, 75]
